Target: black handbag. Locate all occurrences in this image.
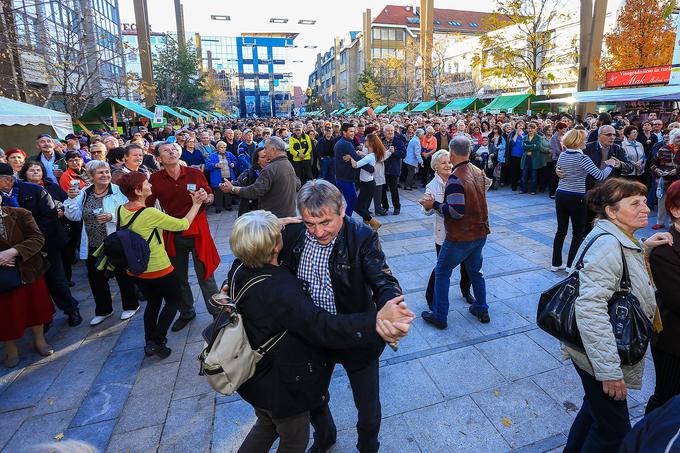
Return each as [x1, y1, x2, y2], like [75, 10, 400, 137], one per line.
[537, 233, 653, 366]
[0, 265, 22, 294]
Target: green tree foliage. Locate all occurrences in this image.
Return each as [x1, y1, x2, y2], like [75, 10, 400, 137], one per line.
[153, 36, 207, 108]
[352, 70, 383, 106]
[473, 0, 572, 94]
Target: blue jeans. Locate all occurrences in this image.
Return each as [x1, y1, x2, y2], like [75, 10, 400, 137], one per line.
[320, 157, 335, 184]
[432, 237, 488, 323]
[336, 179, 357, 216]
[521, 159, 537, 193]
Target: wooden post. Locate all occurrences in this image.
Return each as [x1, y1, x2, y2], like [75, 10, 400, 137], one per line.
[75, 120, 93, 137]
[111, 103, 118, 131]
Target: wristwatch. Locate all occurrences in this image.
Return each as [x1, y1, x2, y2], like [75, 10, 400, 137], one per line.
[231, 185, 238, 194]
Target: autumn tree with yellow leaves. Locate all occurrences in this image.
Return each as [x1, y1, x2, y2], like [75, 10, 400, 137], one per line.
[596, 0, 676, 80]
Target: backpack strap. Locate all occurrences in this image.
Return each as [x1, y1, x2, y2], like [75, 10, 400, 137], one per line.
[119, 207, 147, 231]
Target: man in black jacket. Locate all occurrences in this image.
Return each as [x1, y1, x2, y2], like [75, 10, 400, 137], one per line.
[380, 125, 407, 215]
[279, 179, 403, 453]
[316, 124, 337, 183]
[0, 164, 82, 326]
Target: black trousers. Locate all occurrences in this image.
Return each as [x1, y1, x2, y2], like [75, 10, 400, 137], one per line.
[404, 165, 417, 188]
[61, 220, 82, 281]
[645, 346, 680, 414]
[426, 243, 471, 307]
[134, 271, 181, 345]
[552, 192, 587, 268]
[538, 161, 554, 192]
[420, 156, 433, 186]
[311, 358, 381, 453]
[356, 180, 376, 222]
[212, 185, 232, 211]
[293, 160, 313, 186]
[239, 408, 310, 453]
[508, 156, 522, 190]
[381, 174, 401, 211]
[86, 248, 138, 316]
[44, 247, 79, 314]
[564, 363, 631, 453]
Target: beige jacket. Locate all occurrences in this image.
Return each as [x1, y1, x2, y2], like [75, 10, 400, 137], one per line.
[561, 220, 656, 389]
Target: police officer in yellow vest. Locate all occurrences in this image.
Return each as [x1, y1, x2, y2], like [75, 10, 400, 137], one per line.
[289, 123, 314, 185]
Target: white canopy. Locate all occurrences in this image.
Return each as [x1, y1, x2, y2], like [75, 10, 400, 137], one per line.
[0, 96, 73, 138]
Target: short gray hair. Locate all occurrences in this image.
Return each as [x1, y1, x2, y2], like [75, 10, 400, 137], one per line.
[415, 128, 425, 137]
[449, 136, 471, 157]
[383, 124, 395, 132]
[266, 136, 287, 154]
[431, 149, 450, 171]
[297, 179, 344, 216]
[598, 125, 615, 136]
[155, 141, 176, 155]
[85, 159, 109, 176]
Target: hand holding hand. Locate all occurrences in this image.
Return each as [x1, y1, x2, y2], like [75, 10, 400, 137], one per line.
[220, 180, 234, 193]
[644, 232, 673, 248]
[0, 248, 18, 266]
[602, 379, 627, 401]
[376, 319, 411, 343]
[190, 190, 204, 206]
[377, 296, 415, 326]
[419, 193, 435, 210]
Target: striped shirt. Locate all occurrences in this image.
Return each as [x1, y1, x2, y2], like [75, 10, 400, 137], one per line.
[433, 167, 466, 220]
[556, 150, 613, 195]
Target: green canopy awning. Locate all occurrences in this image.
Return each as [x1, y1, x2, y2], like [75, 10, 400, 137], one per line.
[175, 107, 200, 119]
[329, 109, 338, 115]
[373, 105, 388, 114]
[387, 103, 410, 114]
[410, 100, 439, 113]
[335, 109, 347, 115]
[79, 97, 155, 123]
[356, 107, 369, 115]
[190, 109, 208, 118]
[441, 97, 486, 113]
[483, 94, 537, 113]
[155, 105, 189, 122]
[344, 107, 358, 115]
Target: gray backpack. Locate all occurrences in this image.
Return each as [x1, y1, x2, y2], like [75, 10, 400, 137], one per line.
[198, 264, 286, 395]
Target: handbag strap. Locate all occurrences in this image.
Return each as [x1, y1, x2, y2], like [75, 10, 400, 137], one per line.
[574, 233, 610, 270]
[575, 232, 633, 292]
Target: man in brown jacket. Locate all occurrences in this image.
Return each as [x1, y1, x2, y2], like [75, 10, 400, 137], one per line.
[419, 135, 491, 328]
[219, 136, 301, 218]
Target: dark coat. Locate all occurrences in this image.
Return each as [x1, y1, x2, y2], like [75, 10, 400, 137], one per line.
[619, 395, 680, 452]
[279, 217, 402, 366]
[0, 207, 50, 284]
[10, 181, 68, 251]
[649, 226, 680, 357]
[584, 141, 634, 190]
[382, 132, 407, 176]
[228, 262, 377, 418]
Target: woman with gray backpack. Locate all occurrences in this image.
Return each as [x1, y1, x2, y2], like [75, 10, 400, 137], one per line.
[216, 210, 414, 453]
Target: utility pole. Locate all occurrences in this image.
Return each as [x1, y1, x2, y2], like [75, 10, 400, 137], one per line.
[420, 0, 434, 101]
[133, 0, 155, 106]
[174, 0, 186, 50]
[577, 0, 607, 118]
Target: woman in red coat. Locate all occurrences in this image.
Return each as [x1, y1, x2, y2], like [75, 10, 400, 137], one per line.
[0, 199, 54, 368]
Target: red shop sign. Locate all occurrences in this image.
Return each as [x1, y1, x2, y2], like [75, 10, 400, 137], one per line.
[605, 66, 671, 88]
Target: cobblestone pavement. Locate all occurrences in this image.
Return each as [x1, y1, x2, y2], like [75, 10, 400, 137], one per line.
[0, 186, 660, 453]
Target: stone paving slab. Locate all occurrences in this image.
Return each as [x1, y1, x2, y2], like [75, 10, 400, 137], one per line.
[0, 186, 661, 452]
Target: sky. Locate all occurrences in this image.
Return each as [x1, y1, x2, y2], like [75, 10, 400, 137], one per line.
[118, 0, 497, 88]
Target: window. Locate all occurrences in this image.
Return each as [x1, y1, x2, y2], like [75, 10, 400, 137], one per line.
[395, 29, 404, 41]
[469, 22, 479, 27]
[257, 46, 269, 61]
[242, 45, 252, 59]
[272, 46, 286, 59]
[448, 21, 462, 26]
[244, 79, 255, 89]
[259, 78, 270, 91]
[372, 28, 380, 39]
[406, 17, 420, 24]
[388, 29, 395, 41]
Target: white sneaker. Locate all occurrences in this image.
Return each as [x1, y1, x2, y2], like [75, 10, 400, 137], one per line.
[550, 264, 566, 272]
[120, 307, 140, 321]
[90, 312, 113, 326]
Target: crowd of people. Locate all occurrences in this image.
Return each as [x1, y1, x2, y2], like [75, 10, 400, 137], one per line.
[1, 107, 679, 452]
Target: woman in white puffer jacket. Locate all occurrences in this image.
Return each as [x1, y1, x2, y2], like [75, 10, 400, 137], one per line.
[562, 177, 672, 453]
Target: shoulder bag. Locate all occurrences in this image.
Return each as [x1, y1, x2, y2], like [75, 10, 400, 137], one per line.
[537, 233, 653, 365]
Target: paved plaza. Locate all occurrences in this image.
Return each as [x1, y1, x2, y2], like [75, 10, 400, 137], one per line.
[0, 187, 659, 453]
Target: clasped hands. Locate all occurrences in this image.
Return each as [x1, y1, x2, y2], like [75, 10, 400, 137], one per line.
[418, 192, 435, 210]
[375, 295, 415, 343]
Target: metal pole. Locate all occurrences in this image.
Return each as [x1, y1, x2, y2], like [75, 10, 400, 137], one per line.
[133, 0, 155, 106]
[420, 0, 434, 101]
[174, 0, 186, 49]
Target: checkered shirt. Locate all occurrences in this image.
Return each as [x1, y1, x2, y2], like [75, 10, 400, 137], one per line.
[297, 230, 337, 314]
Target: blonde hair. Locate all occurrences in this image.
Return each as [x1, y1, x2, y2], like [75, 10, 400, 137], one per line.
[431, 149, 450, 171]
[230, 210, 281, 268]
[562, 128, 586, 150]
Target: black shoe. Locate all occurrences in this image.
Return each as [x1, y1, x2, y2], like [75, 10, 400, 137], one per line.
[148, 341, 172, 359]
[67, 309, 82, 327]
[215, 209, 222, 213]
[462, 292, 475, 305]
[144, 340, 155, 357]
[376, 209, 388, 216]
[421, 311, 447, 329]
[469, 306, 490, 323]
[393, 208, 400, 215]
[171, 315, 195, 332]
[68, 280, 76, 287]
[404, 186, 413, 191]
[307, 441, 336, 453]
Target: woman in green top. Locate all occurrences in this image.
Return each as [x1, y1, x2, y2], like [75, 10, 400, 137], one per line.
[116, 172, 207, 359]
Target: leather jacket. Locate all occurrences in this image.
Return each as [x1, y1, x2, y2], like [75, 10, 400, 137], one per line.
[279, 216, 402, 365]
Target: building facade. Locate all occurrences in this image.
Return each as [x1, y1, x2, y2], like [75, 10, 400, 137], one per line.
[2, 0, 126, 113]
[197, 32, 296, 117]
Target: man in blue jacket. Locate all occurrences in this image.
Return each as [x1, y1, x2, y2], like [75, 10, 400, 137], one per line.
[380, 124, 407, 215]
[334, 123, 361, 216]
